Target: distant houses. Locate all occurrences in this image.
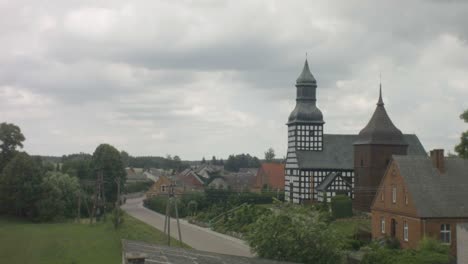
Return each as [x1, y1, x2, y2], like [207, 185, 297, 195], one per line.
[254, 163, 285, 192]
[371, 149, 468, 256]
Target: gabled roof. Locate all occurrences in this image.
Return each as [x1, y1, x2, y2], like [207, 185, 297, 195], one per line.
[393, 155, 468, 218]
[296, 134, 426, 170]
[316, 172, 351, 191]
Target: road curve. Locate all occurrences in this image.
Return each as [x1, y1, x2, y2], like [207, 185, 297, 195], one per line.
[122, 197, 254, 257]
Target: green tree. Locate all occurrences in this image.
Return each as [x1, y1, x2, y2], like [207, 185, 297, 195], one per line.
[246, 204, 342, 263]
[61, 153, 93, 179]
[201, 157, 206, 164]
[91, 144, 126, 206]
[0, 122, 26, 171]
[0, 152, 43, 219]
[36, 172, 80, 221]
[264, 147, 275, 162]
[120, 151, 130, 168]
[455, 109, 468, 158]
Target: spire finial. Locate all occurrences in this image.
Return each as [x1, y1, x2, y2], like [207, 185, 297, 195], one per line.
[377, 76, 384, 106]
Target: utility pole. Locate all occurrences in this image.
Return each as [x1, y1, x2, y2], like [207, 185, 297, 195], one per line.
[163, 182, 183, 246]
[77, 188, 81, 223]
[115, 177, 121, 227]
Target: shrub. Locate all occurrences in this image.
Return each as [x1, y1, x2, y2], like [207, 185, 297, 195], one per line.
[330, 195, 352, 219]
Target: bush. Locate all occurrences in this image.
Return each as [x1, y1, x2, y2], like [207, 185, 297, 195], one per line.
[246, 204, 343, 264]
[362, 238, 452, 264]
[124, 180, 153, 194]
[331, 195, 352, 219]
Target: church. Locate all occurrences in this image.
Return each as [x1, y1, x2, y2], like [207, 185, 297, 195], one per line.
[284, 60, 427, 211]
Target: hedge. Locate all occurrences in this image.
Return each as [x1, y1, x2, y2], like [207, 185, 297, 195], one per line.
[331, 194, 353, 219]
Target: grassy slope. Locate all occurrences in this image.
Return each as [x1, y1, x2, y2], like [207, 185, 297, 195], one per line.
[0, 213, 187, 264]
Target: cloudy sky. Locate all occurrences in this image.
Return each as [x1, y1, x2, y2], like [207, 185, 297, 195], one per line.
[1, 0, 467, 160]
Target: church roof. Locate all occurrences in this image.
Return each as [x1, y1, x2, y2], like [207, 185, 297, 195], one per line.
[354, 87, 407, 145]
[288, 59, 323, 124]
[392, 155, 468, 218]
[296, 59, 316, 84]
[296, 134, 426, 170]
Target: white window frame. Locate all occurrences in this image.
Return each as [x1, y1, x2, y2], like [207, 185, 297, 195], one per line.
[392, 186, 396, 204]
[403, 221, 408, 241]
[381, 217, 385, 234]
[440, 224, 451, 244]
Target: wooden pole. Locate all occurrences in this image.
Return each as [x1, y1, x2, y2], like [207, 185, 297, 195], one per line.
[174, 196, 183, 245]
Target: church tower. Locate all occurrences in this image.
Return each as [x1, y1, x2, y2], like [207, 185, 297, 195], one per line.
[353, 85, 408, 211]
[284, 59, 324, 203]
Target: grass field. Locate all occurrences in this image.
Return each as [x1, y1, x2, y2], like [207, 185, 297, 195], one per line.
[0, 213, 187, 264]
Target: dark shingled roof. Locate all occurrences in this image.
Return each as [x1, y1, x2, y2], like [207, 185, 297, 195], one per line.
[296, 59, 316, 84]
[296, 134, 426, 170]
[393, 156, 468, 218]
[288, 59, 323, 124]
[122, 240, 295, 264]
[354, 87, 407, 146]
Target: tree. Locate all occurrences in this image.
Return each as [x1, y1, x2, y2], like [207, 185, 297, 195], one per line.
[61, 153, 93, 179]
[0, 122, 26, 171]
[91, 144, 126, 206]
[455, 109, 468, 158]
[36, 172, 80, 221]
[264, 148, 275, 162]
[0, 152, 43, 219]
[201, 157, 206, 164]
[211, 156, 217, 165]
[246, 204, 342, 264]
[120, 151, 130, 168]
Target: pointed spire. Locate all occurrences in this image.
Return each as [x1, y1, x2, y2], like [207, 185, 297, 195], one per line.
[296, 59, 316, 84]
[377, 83, 384, 106]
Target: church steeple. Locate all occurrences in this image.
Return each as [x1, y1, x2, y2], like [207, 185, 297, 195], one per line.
[288, 59, 324, 124]
[355, 84, 407, 145]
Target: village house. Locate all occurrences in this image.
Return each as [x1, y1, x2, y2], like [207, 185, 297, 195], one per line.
[174, 168, 205, 192]
[255, 163, 285, 192]
[145, 176, 173, 198]
[371, 149, 468, 256]
[225, 168, 258, 192]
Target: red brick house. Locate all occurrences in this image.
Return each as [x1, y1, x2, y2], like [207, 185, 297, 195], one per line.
[255, 163, 285, 192]
[371, 149, 468, 256]
[174, 169, 204, 192]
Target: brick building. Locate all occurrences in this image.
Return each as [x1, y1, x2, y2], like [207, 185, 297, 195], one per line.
[371, 150, 468, 256]
[255, 163, 285, 192]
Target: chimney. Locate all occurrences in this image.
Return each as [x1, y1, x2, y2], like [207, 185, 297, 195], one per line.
[430, 149, 445, 173]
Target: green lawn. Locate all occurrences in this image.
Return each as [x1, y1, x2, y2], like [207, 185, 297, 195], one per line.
[0, 213, 187, 264]
[330, 217, 371, 237]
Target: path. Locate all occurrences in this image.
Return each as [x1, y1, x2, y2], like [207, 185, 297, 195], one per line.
[122, 197, 253, 257]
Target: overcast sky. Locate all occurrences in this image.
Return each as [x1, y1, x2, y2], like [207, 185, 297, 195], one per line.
[1, 0, 467, 160]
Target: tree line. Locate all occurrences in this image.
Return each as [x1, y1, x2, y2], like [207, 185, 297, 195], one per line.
[0, 122, 126, 222]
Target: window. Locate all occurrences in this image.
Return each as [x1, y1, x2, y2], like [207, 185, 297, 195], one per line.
[381, 217, 385, 234]
[440, 224, 451, 244]
[405, 194, 408, 205]
[403, 221, 408, 241]
[381, 191, 384, 201]
[392, 186, 396, 203]
[161, 185, 166, 192]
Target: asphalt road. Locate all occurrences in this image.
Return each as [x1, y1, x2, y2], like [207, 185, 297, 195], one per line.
[122, 197, 254, 257]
